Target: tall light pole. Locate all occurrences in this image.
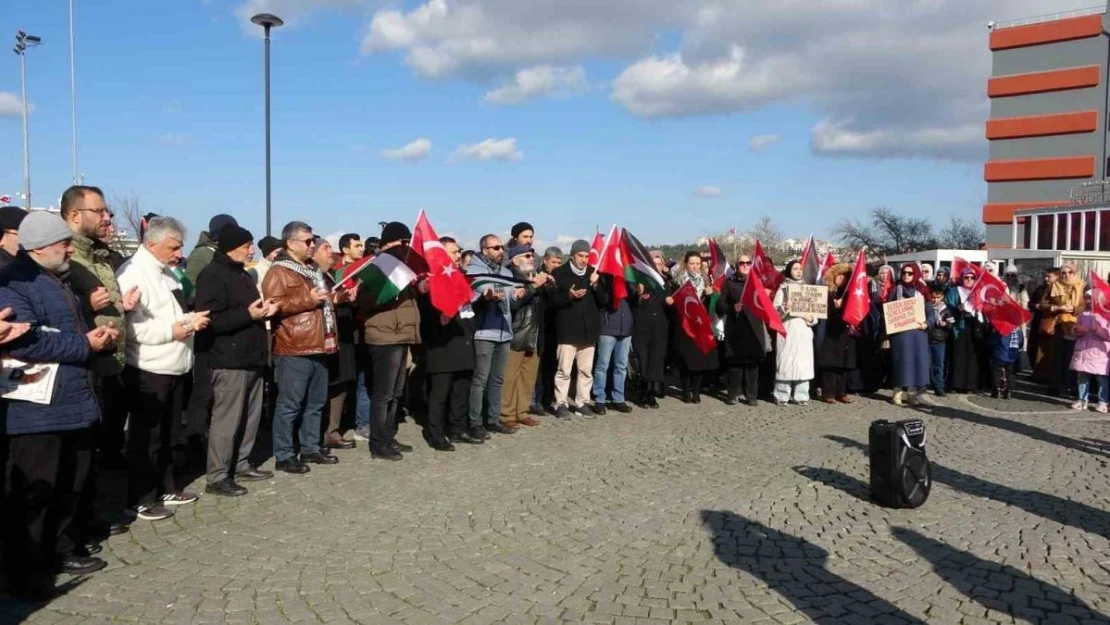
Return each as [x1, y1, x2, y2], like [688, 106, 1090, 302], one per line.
[251, 13, 283, 236]
[14, 31, 41, 211]
[69, 0, 79, 184]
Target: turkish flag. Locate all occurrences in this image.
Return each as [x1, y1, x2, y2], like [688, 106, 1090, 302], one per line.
[596, 224, 628, 307]
[674, 281, 717, 354]
[588, 232, 605, 269]
[818, 252, 836, 282]
[969, 271, 1031, 336]
[842, 249, 870, 328]
[952, 256, 982, 280]
[799, 235, 820, 285]
[411, 209, 473, 318]
[752, 240, 785, 295]
[1089, 271, 1110, 320]
[741, 270, 786, 336]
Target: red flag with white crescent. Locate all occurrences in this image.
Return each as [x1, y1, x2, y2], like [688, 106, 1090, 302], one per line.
[969, 270, 1031, 336]
[952, 256, 982, 280]
[842, 250, 870, 328]
[674, 281, 717, 354]
[1088, 270, 1110, 320]
[596, 224, 628, 307]
[740, 270, 786, 336]
[411, 209, 473, 318]
[587, 232, 604, 269]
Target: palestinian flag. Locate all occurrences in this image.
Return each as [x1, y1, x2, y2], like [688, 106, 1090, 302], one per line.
[597, 224, 629, 306]
[706, 237, 732, 312]
[335, 256, 375, 290]
[800, 234, 820, 285]
[468, 273, 531, 292]
[620, 228, 666, 292]
[343, 252, 417, 305]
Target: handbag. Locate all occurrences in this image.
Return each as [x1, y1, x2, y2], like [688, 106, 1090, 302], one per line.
[1038, 316, 1056, 336]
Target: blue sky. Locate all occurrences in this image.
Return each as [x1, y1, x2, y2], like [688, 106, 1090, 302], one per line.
[0, 0, 1081, 250]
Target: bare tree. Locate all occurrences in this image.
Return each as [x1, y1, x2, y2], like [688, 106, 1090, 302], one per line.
[936, 216, 984, 250]
[834, 207, 937, 256]
[111, 192, 143, 241]
[746, 215, 784, 252]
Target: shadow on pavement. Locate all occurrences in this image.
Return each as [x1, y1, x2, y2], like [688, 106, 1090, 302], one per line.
[0, 576, 86, 624]
[891, 527, 1109, 624]
[810, 438, 1110, 541]
[699, 510, 925, 624]
[911, 403, 1110, 459]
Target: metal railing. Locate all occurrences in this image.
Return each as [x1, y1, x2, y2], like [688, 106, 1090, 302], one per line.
[990, 5, 1104, 30]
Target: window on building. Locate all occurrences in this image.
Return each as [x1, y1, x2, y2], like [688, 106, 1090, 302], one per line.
[1038, 215, 1054, 250]
[1101, 211, 1110, 252]
[1021, 218, 1031, 250]
[1057, 213, 1068, 250]
[1086, 211, 1098, 251]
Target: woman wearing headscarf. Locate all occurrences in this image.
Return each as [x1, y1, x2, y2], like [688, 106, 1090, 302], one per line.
[857, 264, 893, 393]
[946, 268, 985, 393]
[717, 254, 770, 406]
[631, 250, 672, 408]
[1049, 263, 1086, 397]
[886, 262, 934, 405]
[669, 251, 719, 403]
[932, 266, 951, 290]
[772, 260, 817, 405]
[817, 263, 856, 403]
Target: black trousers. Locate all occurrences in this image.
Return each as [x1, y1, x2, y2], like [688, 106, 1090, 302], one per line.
[727, 364, 759, 400]
[633, 321, 668, 384]
[4, 427, 94, 588]
[821, 368, 848, 397]
[678, 362, 703, 395]
[99, 373, 128, 457]
[124, 366, 185, 508]
[427, 371, 472, 441]
[183, 351, 213, 442]
[367, 345, 407, 454]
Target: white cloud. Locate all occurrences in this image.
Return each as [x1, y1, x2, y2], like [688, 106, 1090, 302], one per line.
[262, 0, 1093, 160]
[381, 137, 433, 162]
[0, 92, 32, 116]
[452, 138, 522, 162]
[483, 65, 586, 105]
[695, 185, 722, 198]
[748, 134, 780, 151]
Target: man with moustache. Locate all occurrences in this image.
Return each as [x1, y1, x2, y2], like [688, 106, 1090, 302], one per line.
[501, 244, 553, 427]
[467, 234, 521, 437]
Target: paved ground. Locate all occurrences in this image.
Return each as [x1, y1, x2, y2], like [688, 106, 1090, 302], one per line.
[3, 384, 1110, 625]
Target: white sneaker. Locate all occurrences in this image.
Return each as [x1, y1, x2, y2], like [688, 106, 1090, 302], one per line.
[892, 391, 904, 406]
[1071, 400, 1088, 411]
[353, 427, 370, 442]
[161, 491, 199, 506]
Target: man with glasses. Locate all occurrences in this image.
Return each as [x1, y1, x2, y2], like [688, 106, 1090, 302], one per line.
[262, 221, 340, 474]
[501, 244, 553, 427]
[0, 205, 28, 269]
[467, 234, 521, 438]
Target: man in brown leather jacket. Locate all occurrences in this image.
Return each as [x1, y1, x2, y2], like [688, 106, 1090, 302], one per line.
[262, 221, 347, 474]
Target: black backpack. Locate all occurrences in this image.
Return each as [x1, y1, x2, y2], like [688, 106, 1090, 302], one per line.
[869, 419, 931, 509]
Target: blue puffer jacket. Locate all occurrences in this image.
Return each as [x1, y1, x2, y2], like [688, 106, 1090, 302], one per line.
[467, 254, 514, 343]
[0, 254, 98, 435]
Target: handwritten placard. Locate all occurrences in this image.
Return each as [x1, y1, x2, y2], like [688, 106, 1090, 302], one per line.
[786, 284, 828, 320]
[883, 297, 926, 335]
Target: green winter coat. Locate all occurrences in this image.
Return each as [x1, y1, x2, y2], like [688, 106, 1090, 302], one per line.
[185, 231, 216, 289]
[69, 233, 126, 376]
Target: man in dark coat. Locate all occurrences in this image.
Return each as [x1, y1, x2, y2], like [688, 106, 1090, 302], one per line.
[0, 211, 120, 599]
[716, 255, 770, 405]
[501, 244, 553, 427]
[194, 226, 278, 497]
[631, 250, 670, 408]
[0, 205, 28, 269]
[548, 239, 605, 419]
[420, 237, 479, 448]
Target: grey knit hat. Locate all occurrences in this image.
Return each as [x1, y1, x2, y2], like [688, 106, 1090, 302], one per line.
[19, 211, 73, 251]
[570, 239, 590, 256]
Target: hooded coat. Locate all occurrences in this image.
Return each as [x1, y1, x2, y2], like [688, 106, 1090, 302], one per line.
[817, 263, 857, 370]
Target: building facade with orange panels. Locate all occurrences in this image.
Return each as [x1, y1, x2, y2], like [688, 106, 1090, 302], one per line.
[984, 6, 1110, 250]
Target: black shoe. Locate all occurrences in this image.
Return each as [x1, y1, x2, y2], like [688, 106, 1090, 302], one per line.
[527, 405, 547, 417]
[430, 440, 456, 452]
[371, 449, 404, 461]
[275, 458, 310, 474]
[59, 555, 107, 576]
[991, 390, 1000, 399]
[682, 390, 693, 404]
[934, 389, 946, 397]
[469, 426, 491, 440]
[591, 402, 608, 416]
[236, 467, 273, 482]
[301, 451, 339, 465]
[449, 431, 484, 445]
[746, 398, 759, 407]
[554, 405, 573, 419]
[206, 479, 248, 497]
[107, 521, 129, 537]
[692, 392, 702, 404]
[485, 422, 515, 435]
[324, 438, 356, 450]
[645, 396, 660, 409]
[610, 402, 632, 414]
[724, 397, 738, 406]
[391, 440, 414, 453]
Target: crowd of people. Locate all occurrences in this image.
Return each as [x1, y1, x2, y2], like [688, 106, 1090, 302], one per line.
[0, 187, 1102, 601]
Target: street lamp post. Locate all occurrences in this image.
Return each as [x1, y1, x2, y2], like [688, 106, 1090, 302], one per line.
[251, 13, 283, 236]
[14, 31, 41, 212]
[69, 0, 79, 184]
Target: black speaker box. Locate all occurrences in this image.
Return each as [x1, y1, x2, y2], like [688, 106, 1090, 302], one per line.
[869, 418, 931, 509]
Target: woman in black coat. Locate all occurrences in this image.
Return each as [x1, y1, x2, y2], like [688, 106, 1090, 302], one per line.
[716, 262, 770, 406]
[631, 251, 672, 408]
[669, 251, 719, 403]
[817, 262, 857, 404]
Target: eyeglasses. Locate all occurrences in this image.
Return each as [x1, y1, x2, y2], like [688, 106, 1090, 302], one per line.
[484, 245, 504, 251]
[78, 207, 108, 215]
[1062, 270, 1075, 275]
[291, 237, 315, 246]
[736, 261, 752, 266]
[962, 275, 975, 280]
[901, 272, 915, 276]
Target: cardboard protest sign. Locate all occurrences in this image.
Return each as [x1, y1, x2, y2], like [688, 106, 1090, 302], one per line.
[786, 284, 828, 320]
[883, 297, 926, 335]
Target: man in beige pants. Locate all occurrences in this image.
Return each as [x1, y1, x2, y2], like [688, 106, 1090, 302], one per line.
[547, 239, 605, 419]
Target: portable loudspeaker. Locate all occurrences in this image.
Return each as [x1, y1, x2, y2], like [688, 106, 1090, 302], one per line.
[868, 418, 931, 509]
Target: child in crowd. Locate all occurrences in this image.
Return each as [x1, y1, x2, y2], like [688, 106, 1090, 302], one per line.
[988, 323, 1024, 399]
[1069, 306, 1110, 412]
[927, 285, 953, 396]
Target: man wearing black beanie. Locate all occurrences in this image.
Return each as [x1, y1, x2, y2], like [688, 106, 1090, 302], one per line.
[195, 225, 277, 497]
[509, 222, 534, 249]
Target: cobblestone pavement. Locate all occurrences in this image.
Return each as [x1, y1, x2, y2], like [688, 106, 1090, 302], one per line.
[4, 386, 1110, 624]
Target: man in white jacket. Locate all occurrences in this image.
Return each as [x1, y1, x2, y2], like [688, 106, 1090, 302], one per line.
[116, 216, 210, 522]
